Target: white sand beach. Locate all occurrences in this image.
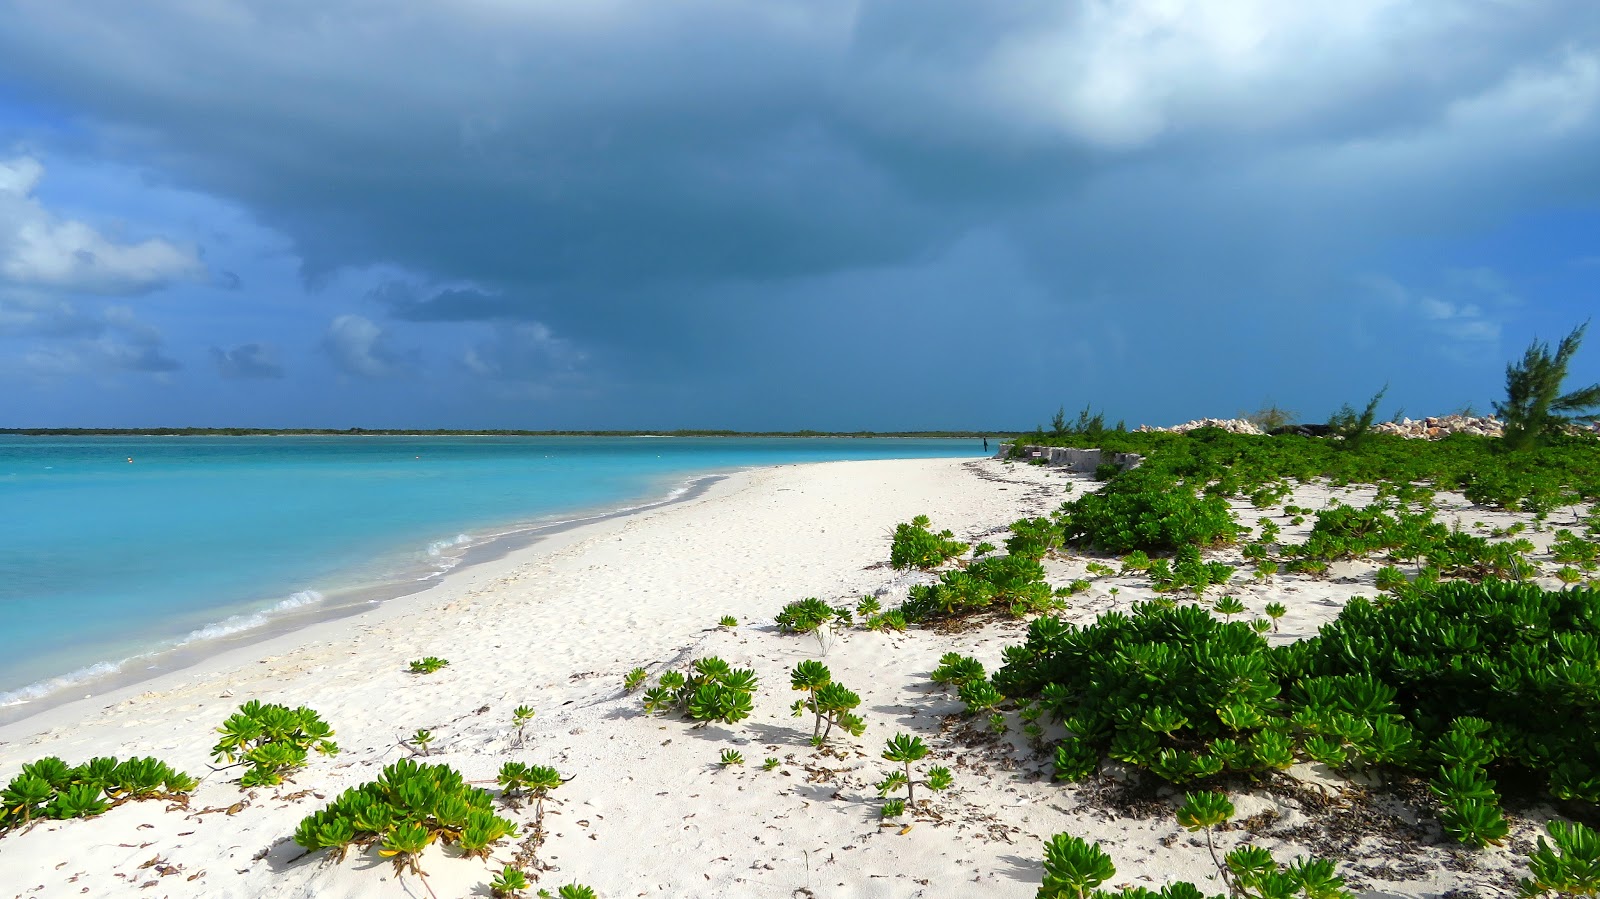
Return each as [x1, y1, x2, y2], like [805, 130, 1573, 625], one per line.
[0, 457, 1557, 898]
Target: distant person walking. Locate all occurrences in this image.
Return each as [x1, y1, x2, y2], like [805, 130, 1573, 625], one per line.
[982, 437, 988, 451]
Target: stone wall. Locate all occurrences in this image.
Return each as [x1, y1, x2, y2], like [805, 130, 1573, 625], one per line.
[996, 443, 1143, 473]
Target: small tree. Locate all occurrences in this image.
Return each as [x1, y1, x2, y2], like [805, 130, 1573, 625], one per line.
[1495, 322, 1600, 450]
[1328, 385, 1388, 450]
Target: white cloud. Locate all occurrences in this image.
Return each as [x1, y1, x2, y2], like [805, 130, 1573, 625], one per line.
[1362, 273, 1503, 344]
[1, 297, 181, 379]
[322, 314, 415, 378]
[0, 156, 202, 294]
[462, 321, 586, 385]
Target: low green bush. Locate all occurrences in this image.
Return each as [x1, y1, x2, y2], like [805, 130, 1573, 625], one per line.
[640, 656, 758, 726]
[1, 755, 196, 833]
[901, 553, 1053, 622]
[890, 515, 968, 570]
[790, 660, 864, 745]
[294, 759, 518, 875]
[212, 700, 338, 788]
[1057, 468, 1239, 554]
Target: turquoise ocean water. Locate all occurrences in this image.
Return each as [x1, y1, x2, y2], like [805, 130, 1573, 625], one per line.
[0, 436, 984, 710]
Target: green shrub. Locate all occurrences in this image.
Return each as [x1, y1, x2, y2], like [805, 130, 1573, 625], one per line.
[930, 653, 986, 688]
[1037, 795, 1352, 899]
[490, 865, 531, 898]
[901, 553, 1052, 622]
[408, 657, 449, 674]
[1, 755, 196, 833]
[212, 700, 338, 788]
[1057, 468, 1239, 554]
[1519, 819, 1600, 898]
[995, 604, 1292, 785]
[789, 660, 864, 745]
[775, 598, 834, 634]
[875, 734, 952, 815]
[1277, 580, 1600, 810]
[294, 759, 518, 874]
[640, 656, 758, 726]
[890, 515, 968, 570]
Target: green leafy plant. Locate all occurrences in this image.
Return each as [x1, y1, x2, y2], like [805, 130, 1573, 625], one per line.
[875, 734, 952, 815]
[554, 886, 598, 899]
[294, 759, 518, 880]
[1038, 833, 1118, 899]
[491, 864, 532, 898]
[890, 515, 969, 570]
[855, 595, 882, 618]
[956, 678, 1003, 715]
[410, 729, 434, 757]
[623, 667, 648, 692]
[719, 748, 744, 767]
[719, 615, 738, 628]
[880, 798, 906, 819]
[930, 653, 986, 688]
[790, 660, 865, 745]
[763, 757, 780, 771]
[1, 755, 194, 835]
[1057, 467, 1239, 554]
[864, 609, 907, 632]
[641, 656, 759, 726]
[408, 656, 449, 674]
[1212, 595, 1246, 622]
[1176, 791, 1235, 888]
[1518, 819, 1600, 898]
[513, 704, 537, 746]
[212, 700, 338, 788]
[901, 552, 1054, 622]
[775, 597, 834, 635]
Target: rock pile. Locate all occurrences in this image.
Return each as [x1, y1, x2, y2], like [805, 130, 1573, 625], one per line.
[1135, 418, 1264, 435]
[1372, 415, 1504, 439]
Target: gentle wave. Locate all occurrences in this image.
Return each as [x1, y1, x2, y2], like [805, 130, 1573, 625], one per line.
[426, 534, 472, 557]
[0, 589, 326, 708]
[0, 661, 124, 708]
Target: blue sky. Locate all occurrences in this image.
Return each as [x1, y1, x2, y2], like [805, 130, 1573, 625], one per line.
[0, 1, 1597, 430]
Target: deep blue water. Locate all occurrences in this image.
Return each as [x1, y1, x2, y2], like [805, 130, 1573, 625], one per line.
[0, 436, 984, 705]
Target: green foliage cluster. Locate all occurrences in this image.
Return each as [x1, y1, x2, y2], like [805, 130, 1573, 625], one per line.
[640, 657, 758, 726]
[931, 653, 986, 688]
[212, 701, 338, 788]
[996, 604, 1294, 784]
[490, 864, 531, 898]
[1056, 468, 1239, 554]
[995, 578, 1600, 845]
[1045, 426, 1600, 513]
[901, 553, 1055, 621]
[408, 657, 449, 674]
[2, 755, 196, 833]
[294, 759, 518, 875]
[789, 660, 865, 745]
[1278, 580, 1600, 811]
[1147, 546, 1235, 595]
[1520, 819, 1600, 898]
[774, 597, 840, 635]
[875, 734, 952, 818]
[1037, 792, 1352, 899]
[890, 515, 970, 570]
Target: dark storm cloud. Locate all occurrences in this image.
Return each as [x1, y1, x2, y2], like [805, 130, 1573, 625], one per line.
[0, 2, 1597, 424]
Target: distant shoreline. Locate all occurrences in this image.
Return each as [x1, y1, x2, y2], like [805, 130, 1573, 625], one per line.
[1, 428, 1017, 438]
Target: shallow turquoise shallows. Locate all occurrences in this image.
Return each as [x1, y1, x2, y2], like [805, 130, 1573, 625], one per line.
[0, 435, 985, 706]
